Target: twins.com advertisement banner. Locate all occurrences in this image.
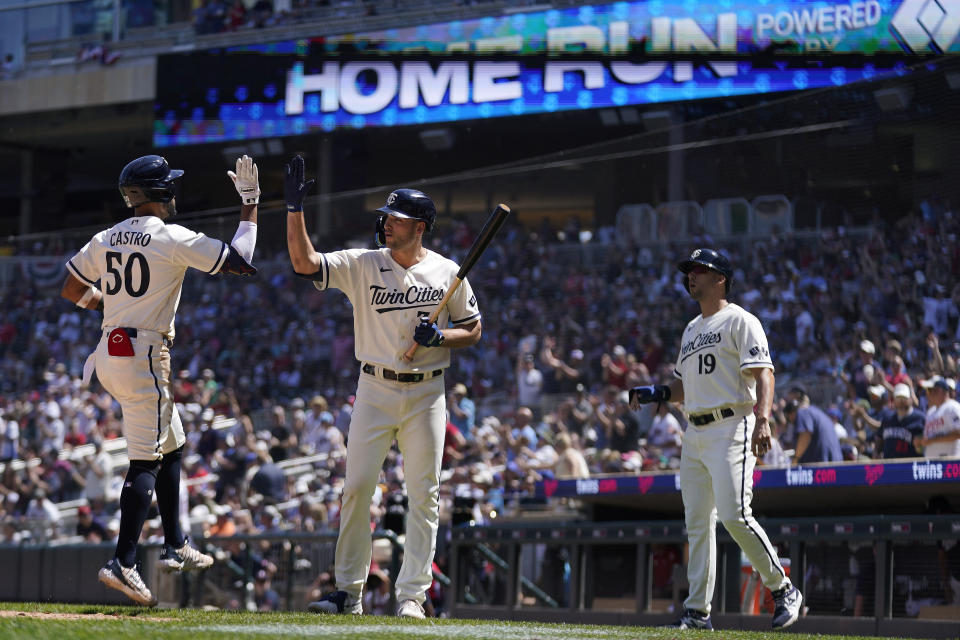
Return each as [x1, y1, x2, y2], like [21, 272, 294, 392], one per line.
[154, 0, 960, 146]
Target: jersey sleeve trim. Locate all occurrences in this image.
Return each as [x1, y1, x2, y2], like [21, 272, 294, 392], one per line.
[309, 254, 330, 291]
[740, 361, 774, 371]
[205, 241, 228, 274]
[66, 260, 97, 286]
[674, 370, 682, 379]
[450, 312, 481, 325]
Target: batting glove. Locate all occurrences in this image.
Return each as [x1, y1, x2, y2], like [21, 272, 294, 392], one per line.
[628, 384, 671, 409]
[284, 154, 315, 213]
[414, 318, 445, 347]
[227, 155, 260, 205]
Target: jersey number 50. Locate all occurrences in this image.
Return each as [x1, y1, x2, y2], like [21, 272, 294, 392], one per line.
[105, 251, 150, 297]
[697, 353, 716, 374]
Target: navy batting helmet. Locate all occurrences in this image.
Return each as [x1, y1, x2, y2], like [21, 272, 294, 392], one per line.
[118, 155, 184, 208]
[678, 248, 733, 294]
[375, 188, 436, 246]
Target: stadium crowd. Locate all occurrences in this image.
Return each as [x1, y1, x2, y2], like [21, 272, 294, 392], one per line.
[0, 197, 959, 610]
[190, 0, 509, 35]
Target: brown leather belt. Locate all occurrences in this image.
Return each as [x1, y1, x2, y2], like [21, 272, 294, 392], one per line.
[362, 363, 442, 383]
[689, 407, 735, 426]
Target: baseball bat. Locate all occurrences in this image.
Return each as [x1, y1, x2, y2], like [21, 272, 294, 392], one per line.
[402, 203, 511, 362]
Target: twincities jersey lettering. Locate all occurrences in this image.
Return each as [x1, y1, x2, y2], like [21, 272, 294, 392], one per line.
[314, 247, 480, 370]
[674, 303, 773, 413]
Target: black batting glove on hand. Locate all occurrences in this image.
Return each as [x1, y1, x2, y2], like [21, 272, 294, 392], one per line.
[414, 318, 445, 347]
[628, 384, 671, 410]
[284, 155, 315, 213]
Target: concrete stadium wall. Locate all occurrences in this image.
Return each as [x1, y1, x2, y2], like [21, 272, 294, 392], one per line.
[0, 59, 154, 116]
[0, 543, 138, 605]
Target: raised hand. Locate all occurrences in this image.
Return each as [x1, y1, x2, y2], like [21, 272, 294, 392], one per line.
[227, 154, 260, 205]
[284, 155, 316, 213]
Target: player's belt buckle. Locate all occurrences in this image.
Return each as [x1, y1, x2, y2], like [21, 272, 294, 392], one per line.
[362, 363, 442, 383]
[689, 407, 734, 426]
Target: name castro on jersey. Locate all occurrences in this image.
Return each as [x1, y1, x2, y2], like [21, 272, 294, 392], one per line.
[109, 231, 153, 247]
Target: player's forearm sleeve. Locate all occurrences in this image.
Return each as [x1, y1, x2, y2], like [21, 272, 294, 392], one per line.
[231, 221, 257, 263]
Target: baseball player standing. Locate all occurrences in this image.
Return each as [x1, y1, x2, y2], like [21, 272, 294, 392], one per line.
[629, 248, 802, 630]
[283, 156, 481, 618]
[920, 377, 960, 457]
[59, 154, 260, 605]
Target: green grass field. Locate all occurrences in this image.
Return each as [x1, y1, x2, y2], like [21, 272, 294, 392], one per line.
[0, 603, 923, 640]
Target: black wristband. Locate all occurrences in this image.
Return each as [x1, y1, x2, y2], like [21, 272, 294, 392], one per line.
[656, 384, 671, 402]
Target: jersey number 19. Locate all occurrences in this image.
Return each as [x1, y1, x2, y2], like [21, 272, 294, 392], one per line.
[698, 353, 716, 374]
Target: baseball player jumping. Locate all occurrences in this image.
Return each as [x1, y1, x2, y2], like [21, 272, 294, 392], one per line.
[283, 156, 481, 618]
[60, 154, 260, 605]
[630, 248, 802, 630]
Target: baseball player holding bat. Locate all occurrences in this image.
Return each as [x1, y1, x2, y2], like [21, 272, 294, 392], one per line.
[59, 154, 260, 605]
[283, 155, 481, 618]
[630, 248, 802, 630]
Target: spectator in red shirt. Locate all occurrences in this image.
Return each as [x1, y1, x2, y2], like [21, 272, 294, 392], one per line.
[442, 416, 466, 469]
[173, 370, 197, 404]
[183, 454, 210, 498]
[884, 354, 912, 391]
[0, 320, 15, 348]
[601, 345, 629, 390]
[641, 334, 665, 373]
[225, 0, 246, 30]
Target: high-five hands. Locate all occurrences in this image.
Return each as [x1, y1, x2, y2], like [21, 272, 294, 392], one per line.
[227, 155, 260, 205]
[284, 155, 315, 213]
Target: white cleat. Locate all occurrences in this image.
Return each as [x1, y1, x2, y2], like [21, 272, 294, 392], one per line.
[158, 536, 214, 573]
[98, 558, 158, 606]
[397, 599, 426, 619]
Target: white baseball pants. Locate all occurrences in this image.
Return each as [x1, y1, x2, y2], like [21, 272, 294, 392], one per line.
[680, 412, 791, 614]
[94, 329, 185, 461]
[334, 372, 445, 605]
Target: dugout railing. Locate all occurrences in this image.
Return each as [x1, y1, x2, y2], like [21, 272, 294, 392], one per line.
[2, 516, 958, 638]
[0, 528, 455, 614]
[448, 515, 960, 639]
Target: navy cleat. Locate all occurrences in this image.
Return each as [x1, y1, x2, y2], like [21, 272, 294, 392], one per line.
[307, 589, 362, 614]
[666, 608, 713, 630]
[771, 584, 803, 629]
